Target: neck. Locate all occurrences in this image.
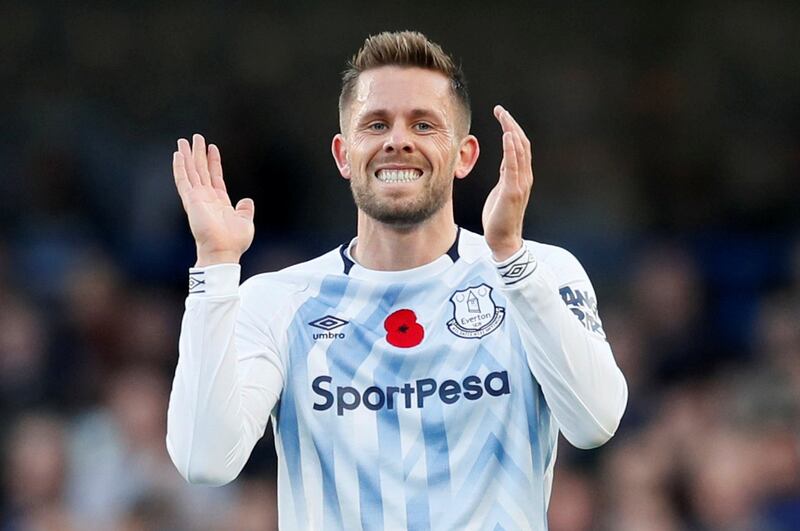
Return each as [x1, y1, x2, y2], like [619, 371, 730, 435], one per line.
[352, 205, 457, 271]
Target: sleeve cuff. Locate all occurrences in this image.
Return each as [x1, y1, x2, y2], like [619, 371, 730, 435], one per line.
[188, 264, 241, 297]
[492, 244, 538, 286]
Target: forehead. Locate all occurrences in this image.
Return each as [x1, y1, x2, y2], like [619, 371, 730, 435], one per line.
[351, 66, 455, 118]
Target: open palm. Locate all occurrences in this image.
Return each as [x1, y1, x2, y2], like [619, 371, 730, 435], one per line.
[482, 105, 534, 261]
[173, 134, 255, 266]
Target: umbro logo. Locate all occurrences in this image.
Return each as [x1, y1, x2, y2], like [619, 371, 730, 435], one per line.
[309, 315, 348, 331]
[309, 315, 348, 340]
[188, 272, 206, 294]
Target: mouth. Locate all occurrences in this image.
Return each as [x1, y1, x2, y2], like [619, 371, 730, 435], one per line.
[374, 168, 423, 183]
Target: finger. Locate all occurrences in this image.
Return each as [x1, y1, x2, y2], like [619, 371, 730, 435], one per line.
[495, 105, 519, 140]
[503, 108, 530, 144]
[512, 125, 533, 187]
[497, 106, 518, 187]
[505, 110, 532, 170]
[501, 131, 518, 186]
[192, 134, 211, 186]
[512, 130, 527, 188]
[493, 104, 505, 121]
[495, 107, 531, 156]
[235, 198, 255, 222]
[494, 105, 514, 134]
[497, 107, 533, 185]
[172, 152, 192, 199]
[208, 144, 227, 193]
[525, 138, 535, 188]
[208, 143, 231, 207]
[177, 138, 200, 186]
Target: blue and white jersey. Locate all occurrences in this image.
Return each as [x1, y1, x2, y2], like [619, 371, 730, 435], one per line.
[167, 228, 627, 531]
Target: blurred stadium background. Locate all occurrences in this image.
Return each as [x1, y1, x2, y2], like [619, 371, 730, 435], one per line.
[1, 2, 799, 530]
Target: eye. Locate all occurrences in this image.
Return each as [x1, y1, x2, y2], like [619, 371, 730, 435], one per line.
[368, 122, 387, 131]
[414, 122, 433, 132]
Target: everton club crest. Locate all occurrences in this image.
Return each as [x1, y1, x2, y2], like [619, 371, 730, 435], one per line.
[447, 283, 505, 339]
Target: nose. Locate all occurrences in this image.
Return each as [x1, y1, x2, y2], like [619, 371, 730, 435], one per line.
[383, 129, 414, 154]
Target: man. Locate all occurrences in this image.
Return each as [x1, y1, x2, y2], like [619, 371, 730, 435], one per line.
[167, 31, 627, 530]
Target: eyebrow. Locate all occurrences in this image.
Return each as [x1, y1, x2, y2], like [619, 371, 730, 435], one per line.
[357, 108, 444, 123]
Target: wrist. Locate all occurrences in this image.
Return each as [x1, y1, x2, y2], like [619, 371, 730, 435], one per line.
[489, 239, 524, 262]
[195, 250, 242, 267]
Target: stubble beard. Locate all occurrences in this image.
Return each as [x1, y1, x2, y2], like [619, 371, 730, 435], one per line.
[350, 170, 452, 228]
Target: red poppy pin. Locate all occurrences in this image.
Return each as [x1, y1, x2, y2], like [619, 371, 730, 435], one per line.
[384, 309, 424, 348]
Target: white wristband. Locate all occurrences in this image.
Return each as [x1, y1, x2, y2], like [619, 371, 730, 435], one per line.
[188, 264, 241, 297]
[493, 245, 537, 286]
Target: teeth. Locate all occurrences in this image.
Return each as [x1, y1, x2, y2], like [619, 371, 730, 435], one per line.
[376, 169, 422, 183]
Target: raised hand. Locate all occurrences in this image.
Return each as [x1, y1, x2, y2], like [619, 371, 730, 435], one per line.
[482, 105, 534, 261]
[173, 134, 255, 267]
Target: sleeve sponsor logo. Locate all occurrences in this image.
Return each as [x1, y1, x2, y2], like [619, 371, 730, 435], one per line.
[559, 286, 606, 338]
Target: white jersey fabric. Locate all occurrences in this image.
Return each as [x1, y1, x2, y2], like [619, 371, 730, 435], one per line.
[167, 228, 627, 531]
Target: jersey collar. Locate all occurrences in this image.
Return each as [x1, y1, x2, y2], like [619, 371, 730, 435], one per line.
[339, 227, 461, 281]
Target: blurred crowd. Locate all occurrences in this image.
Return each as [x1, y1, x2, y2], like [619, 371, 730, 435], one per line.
[548, 240, 800, 531]
[2, 2, 799, 530]
[0, 245, 280, 530]
[1, 235, 798, 530]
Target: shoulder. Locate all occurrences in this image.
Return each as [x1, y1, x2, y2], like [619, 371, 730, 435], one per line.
[525, 241, 589, 285]
[239, 246, 347, 306]
[458, 228, 588, 284]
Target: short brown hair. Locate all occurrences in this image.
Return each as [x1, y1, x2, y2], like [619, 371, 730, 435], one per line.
[339, 31, 471, 133]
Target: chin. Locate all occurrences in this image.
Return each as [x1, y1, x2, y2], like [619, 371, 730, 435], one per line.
[363, 202, 441, 228]
[352, 180, 448, 228]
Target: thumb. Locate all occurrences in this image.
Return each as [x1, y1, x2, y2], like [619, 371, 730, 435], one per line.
[235, 198, 255, 221]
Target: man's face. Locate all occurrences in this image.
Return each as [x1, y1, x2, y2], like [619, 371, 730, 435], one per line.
[333, 66, 476, 227]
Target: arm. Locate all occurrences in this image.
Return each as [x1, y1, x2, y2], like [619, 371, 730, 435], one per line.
[483, 108, 627, 448]
[494, 245, 627, 448]
[166, 135, 283, 485]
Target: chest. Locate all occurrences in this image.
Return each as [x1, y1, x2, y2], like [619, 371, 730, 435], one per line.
[280, 274, 532, 429]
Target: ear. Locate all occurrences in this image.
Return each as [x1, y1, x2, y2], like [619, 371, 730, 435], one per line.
[331, 134, 351, 179]
[454, 135, 480, 179]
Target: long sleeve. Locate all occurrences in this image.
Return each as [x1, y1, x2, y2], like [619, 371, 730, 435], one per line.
[495, 244, 628, 449]
[166, 264, 285, 485]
